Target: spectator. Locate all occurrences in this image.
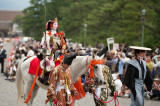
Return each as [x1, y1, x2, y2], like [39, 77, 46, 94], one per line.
[27, 46, 35, 57]
[105, 52, 115, 71]
[153, 55, 160, 77]
[112, 73, 122, 95]
[99, 42, 104, 49]
[0, 43, 6, 74]
[146, 54, 153, 73]
[155, 46, 159, 55]
[20, 49, 26, 59]
[114, 52, 125, 78]
[152, 51, 159, 64]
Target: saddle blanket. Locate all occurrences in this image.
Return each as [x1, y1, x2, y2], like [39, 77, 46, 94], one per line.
[28, 57, 42, 76]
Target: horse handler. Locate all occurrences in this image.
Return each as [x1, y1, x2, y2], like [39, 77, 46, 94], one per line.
[121, 46, 159, 106]
[46, 53, 78, 106]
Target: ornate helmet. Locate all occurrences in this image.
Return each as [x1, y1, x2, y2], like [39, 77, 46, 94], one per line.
[46, 18, 59, 30]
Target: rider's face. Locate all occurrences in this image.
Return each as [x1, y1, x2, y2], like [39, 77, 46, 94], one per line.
[52, 22, 58, 30]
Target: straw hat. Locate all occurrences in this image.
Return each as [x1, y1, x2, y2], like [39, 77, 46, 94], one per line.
[129, 46, 151, 51]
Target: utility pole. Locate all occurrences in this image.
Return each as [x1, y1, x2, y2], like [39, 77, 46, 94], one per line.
[142, 9, 146, 47]
[84, 24, 87, 46]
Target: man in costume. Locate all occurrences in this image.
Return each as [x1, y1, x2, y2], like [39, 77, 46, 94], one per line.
[121, 46, 159, 106]
[47, 53, 78, 106]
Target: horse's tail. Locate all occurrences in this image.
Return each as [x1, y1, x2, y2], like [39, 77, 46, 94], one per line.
[16, 58, 26, 106]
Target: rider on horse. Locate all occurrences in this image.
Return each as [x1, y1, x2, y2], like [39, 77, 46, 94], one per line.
[38, 18, 67, 84]
[40, 18, 66, 56]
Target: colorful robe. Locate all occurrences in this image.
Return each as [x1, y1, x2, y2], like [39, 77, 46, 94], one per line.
[47, 64, 77, 106]
[40, 31, 66, 56]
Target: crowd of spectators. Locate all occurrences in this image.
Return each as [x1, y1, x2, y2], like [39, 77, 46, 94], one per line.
[1, 38, 160, 100]
[67, 43, 160, 100]
[3, 38, 39, 81]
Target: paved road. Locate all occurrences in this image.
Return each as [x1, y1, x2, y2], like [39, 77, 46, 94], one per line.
[0, 42, 160, 106]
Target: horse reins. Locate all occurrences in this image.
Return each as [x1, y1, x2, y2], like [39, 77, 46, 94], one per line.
[85, 57, 119, 106]
[85, 56, 103, 84]
[85, 56, 94, 84]
[94, 92, 119, 106]
[85, 56, 90, 81]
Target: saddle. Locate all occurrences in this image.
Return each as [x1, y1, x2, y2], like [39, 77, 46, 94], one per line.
[28, 57, 42, 76]
[28, 57, 51, 85]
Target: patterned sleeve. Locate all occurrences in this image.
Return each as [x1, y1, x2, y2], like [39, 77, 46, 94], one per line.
[47, 68, 58, 100]
[68, 68, 77, 92]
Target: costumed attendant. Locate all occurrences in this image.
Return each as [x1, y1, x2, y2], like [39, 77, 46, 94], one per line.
[47, 53, 78, 106]
[121, 46, 159, 106]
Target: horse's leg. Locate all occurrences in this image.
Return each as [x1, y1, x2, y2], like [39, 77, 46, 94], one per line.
[30, 84, 39, 104]
[24, 79, 34, 106]
[16, 59, 25, 106]
[73, 101, 76, 106]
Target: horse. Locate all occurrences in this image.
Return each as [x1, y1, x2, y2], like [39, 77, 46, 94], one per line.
[16, 55, 105, 106]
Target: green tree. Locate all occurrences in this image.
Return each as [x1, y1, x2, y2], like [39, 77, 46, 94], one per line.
[13, 15, 24, 30]
[23, 0, 45, 40]
[144, 0, 160, 48]
[17, 0, 160, 48]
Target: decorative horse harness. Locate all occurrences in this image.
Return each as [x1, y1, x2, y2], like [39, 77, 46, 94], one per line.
[85, 56, 103, 84]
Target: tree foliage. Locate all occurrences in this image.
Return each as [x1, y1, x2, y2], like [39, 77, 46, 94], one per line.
[15, 0, 160, 48]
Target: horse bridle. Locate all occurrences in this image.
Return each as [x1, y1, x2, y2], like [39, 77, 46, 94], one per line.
[85, 56, 103, 83]
[86, 56, 90, 78]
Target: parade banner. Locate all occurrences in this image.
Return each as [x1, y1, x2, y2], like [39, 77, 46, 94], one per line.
[107, 37, 114, 51]
[113, 43, 119, 51]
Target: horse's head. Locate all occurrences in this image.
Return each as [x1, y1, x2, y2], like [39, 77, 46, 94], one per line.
[93, 46, 108, 84]
[94, 64, 105, 84]
[92, 54, 106, 84]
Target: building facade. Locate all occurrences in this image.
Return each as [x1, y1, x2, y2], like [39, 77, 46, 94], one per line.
[0, 10, 23, 38]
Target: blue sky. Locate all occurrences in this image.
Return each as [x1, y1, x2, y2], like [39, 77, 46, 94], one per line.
[0, 0, 30, 11]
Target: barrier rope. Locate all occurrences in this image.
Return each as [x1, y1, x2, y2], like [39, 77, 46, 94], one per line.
[47, 92, 119, 106]
[46, 92, 84, 106]
[94, 92, 119, 106]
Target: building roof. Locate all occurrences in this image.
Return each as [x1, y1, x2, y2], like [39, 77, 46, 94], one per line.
[0, 10, 23, 21]
[0, 10, 23, 30]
